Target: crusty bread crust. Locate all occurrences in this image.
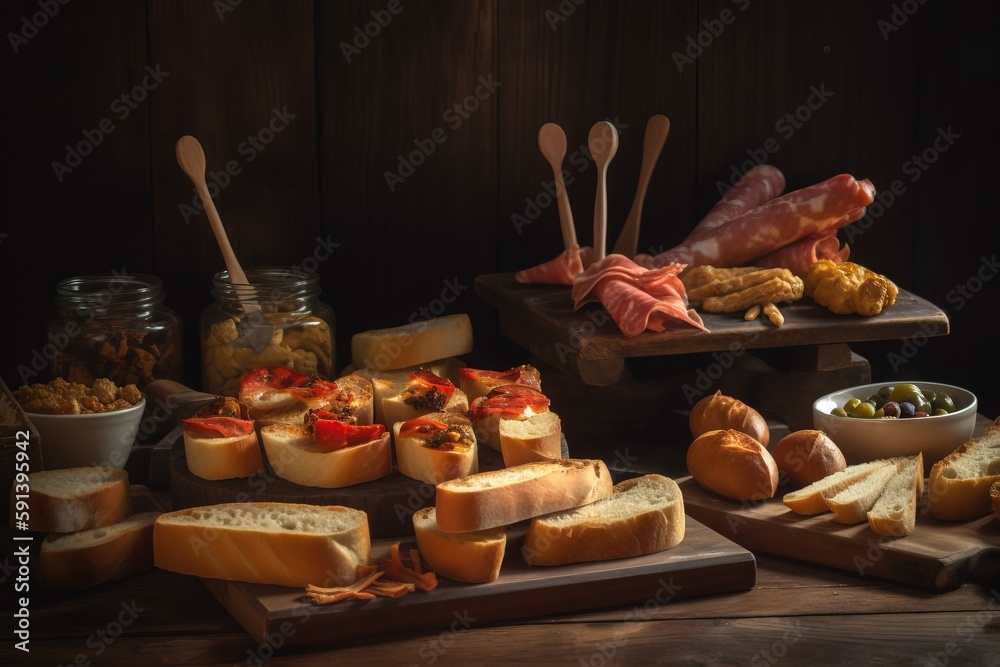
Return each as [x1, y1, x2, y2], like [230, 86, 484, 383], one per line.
[991, 480, 1000, 522]
[690, 391, 770, 446]
[522, 474, 685, 566]
[927, 419, 1000, 520]
[686, 429, 778, 501]
[260, 424, 392, 488]
[40, 511, 160, 589]
[771, 430, 847, 487]
[434, 459, 613, 533]
[153, 502, 370, 588]
[183, 431, 264, 481]
[351, 314, 473, 372]
[412, 507, 506, 583]
[12, 467, 132, 533]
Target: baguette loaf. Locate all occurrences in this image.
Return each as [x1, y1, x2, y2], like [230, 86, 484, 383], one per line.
[782, 459, 896, 515]
[867, 453, 924, 537]
[434, 459, 613, 533]
[690, 391, 770, 446]
[260, 424, 392, 488]
[153, 502, 370, 588]
[824, 460, 905, 524]
[351, 314, 473, 373]
[522, 474, 685, 566]
[39, 511, 160, 589]
[927, 419, 1000, 520]
[686, 429, 778, 501]
[412, 507, 506, 583]
[12, 467, 132, 533]
[499, 411, 562, 467]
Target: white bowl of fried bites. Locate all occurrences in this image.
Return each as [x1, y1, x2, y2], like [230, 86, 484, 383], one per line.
[16, 378, 146, 470]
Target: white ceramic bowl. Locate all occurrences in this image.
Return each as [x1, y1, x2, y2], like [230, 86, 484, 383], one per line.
[27, 398, 146, 470]
[813, 382, 977, 469]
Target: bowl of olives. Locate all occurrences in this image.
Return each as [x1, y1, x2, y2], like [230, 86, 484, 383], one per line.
[812, 381, 977, 468]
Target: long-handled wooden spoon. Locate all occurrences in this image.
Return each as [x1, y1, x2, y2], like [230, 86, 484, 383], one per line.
[175, 135, 258, 313]
[588, 121, 619, 261]
[537, 122, 576, 249]
[612, 114, 670, 257]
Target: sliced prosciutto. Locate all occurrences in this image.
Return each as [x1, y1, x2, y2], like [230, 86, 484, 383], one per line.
[687, 165, 787, 241]
[572, 254, 707, 335]
[514, 245, 597, 285]
[755, 232, 852, 277]
[644, 174, 875, 269]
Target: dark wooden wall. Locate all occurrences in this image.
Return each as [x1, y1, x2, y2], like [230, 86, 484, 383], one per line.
[2, 0, 998, 417]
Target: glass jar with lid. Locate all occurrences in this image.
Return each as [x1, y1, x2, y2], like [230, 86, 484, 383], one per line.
[47, 273, 184, 389]
[200, 267, 336, 397]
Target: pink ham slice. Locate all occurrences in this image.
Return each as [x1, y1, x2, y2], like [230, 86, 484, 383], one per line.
[572, 254, 707, 335]
[644, 174, 875, 269]
[515, 245, 598, 285]
[755, 232, 852, 277]
[687, 165, 787, 241]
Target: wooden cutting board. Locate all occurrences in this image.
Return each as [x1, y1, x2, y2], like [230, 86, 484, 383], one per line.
[678, 476, 1000, 591]
[202, 517, 756, 647]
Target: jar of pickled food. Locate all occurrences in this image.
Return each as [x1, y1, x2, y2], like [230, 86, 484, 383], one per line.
[200, 267, 335, 397]
[47, 273, 184, 389]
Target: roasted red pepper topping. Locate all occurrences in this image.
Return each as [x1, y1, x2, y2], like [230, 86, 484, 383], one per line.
[459, 365, 542, 391]
[182, 416, 255, 439]
[470, 384, 549, 420]
[309, 417, 386, 451]
[401, 370, 455, 411]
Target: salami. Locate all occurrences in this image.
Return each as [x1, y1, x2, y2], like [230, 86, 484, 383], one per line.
[688, 165, 787, 241]
[646, 174, 874, 269]
[755, 232, 852, 277]
[515, 244, 599, 285]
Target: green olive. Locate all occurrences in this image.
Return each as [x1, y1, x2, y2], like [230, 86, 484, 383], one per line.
[831, 407, 848, 417]
[932, 408, 949, 416]
[903, 392, 932, 415]
[868, 393, 888, 409]
[873, 408, 885, 418]
[853, 402, 876, 418]
[876, 385, 894, 400]
[889, 383, 922, 403]
[843, 398, 862, 414]
[932, 393, 955, 413]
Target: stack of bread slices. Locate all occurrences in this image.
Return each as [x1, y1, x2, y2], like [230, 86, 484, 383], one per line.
[14, 466, 162, 589]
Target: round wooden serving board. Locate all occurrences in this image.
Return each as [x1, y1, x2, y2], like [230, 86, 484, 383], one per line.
[169, 436, 508, 538]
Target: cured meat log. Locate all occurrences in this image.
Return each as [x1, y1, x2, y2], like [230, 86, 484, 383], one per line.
[687, 165, 787, 241]
[643, 174, 874, 269]
[754, 231, 852, 277]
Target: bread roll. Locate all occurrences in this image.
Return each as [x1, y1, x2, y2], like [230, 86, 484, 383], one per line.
[522, 474, 685, 566]
[499, 411, 562, 467]
[434, 459, 613, 533]
[689, 391, 770, 446]
[153, 503, 370, 588]
[782, 459, 896, 516]
[686, 429, 778, 501]
[412, 507, 506, 583]
[351, 314, 473, 372]
[39, 511, 160, 589]
[771, 430, 846, 487]
[394, 412, 478, 485]
[867, 453, 924, 537]
[260, 424, 392, 488]
[183, 422, 264, 481]
[927, 419, 1000, 520]
[11, 467, 132, 533]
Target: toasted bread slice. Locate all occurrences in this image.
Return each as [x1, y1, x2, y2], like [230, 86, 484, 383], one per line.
[927, 419, 1000, 520]
[782, 459, 895, 515]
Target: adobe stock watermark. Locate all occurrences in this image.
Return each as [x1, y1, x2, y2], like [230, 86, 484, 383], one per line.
[213, 0, 243, 21]
[749, 620, 806, 666]
[177, 106, 297, 223]
[673, 0, 751, 73]
[340, 0, 412, 63]
[877, 0, 928, 41]
[715, 83, 834, 197]
[7, 0, 70, 54]
[545, 0, 586, 31]
[384, 74, 501, 192]
[921, 588, 1000, 667]
[512, 116, 629, 235]
[50, 65, 169, 183]
[60, 599, 146, 666]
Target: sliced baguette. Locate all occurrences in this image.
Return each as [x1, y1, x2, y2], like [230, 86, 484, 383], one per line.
[11, 467, 132, 533]
[345, 357, 467, 387]
[39, 511, 160, 589]
[153, 502, 370, 588]
[394, 412, 478, 485]
[824, 463, 903, 524]
[522, 474, 685, 566]
[412, 507, 506, 583]
[260, 424, 392, 488]
[434, 458, 613, 533]
[351, 314, 473, 372]
[927, 419, 1000, 520]
[499, 411, 562, 467]
[867, 453, 924, 537]
[183, 428, 264, 481]
[382, 388, 469, 432]
[782, 459, 895, 515]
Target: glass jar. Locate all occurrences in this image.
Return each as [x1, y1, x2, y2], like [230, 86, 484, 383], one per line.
[200, 267, 336, 397]
[48, 273, 184, 389]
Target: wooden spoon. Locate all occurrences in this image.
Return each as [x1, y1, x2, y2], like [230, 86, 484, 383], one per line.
[537, 123, 577, 249]
[612, 114, 670, 258]
[175, 135, 258, 313]
[588, 121, 619, 261]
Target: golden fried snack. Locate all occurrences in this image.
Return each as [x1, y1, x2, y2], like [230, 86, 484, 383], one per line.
[687, 268, 798, 306]
[744, 304, 761, 321]
[763, 303, 784, 327]
[702, 276, 804, 314]
[680, 265, 762, 291]
[804, 259, 898, 316]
